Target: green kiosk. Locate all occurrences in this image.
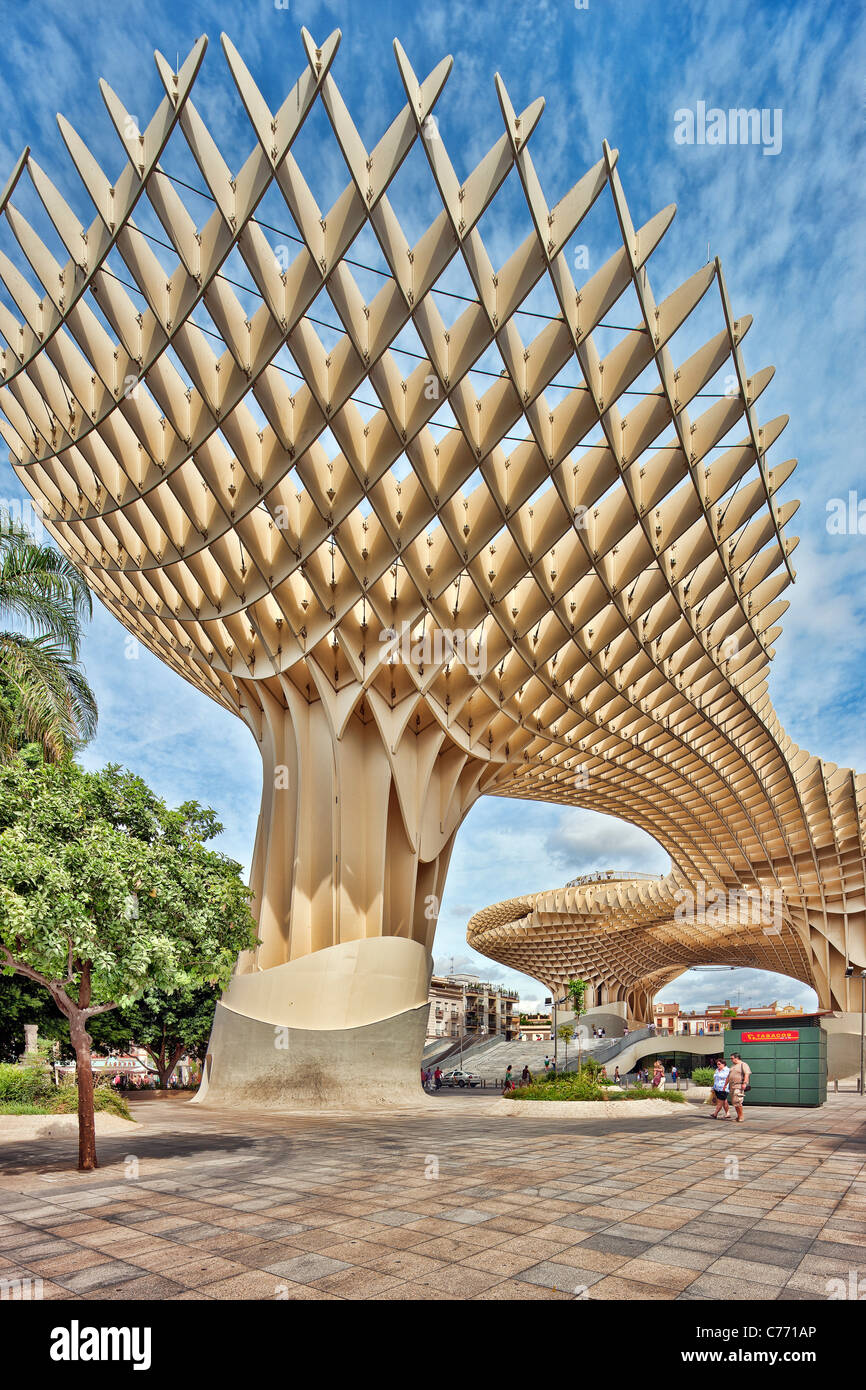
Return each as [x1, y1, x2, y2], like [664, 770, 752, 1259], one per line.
[728, 1015, 827, 1108]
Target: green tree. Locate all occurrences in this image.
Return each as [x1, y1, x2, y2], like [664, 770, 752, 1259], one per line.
[88, 982, 219, 1088]
[566, 978, 588, 1070]
[0, 511, 97, 761]
[0, 758, 258, 1170]
[557, 1022, 574, 1069]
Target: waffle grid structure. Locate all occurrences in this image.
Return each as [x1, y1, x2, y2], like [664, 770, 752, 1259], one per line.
[0, 28, 863, 1020]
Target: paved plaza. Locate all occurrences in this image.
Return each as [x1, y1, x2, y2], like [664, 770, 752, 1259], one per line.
[0, 1094, 864, 1301]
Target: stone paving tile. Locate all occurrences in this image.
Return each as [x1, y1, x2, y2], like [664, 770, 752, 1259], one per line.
[199, 1270, 300, 1298]
[611, 1257, 697, 1292]
[82, 1274, 187, 1300]
[515, 1260, 606, 1292]
[723, 1240, 805, 1269]
[162, 1255, 253, 1289]
[25, 1249, 108, 1277]
[310, 1266, 404, 1299]
[578, 1233, 653, 1257]
[316, 1238, 403, 1265]
[550, 1216, 610, 1236]
[59, 1260, 146, 1293]
[262, 1253, 351, 1283]
[366, 1209, 423, 1227]
[371, 1279, 461, 1300]
[808, 1237, 866, 1261]
[473, 1277, 572, 1300]
[642, 1245, 717, 1273]
[589, 1275, 678, 1300]
[686, 1272, 791, 1300]
[366, 1249, 449, 1280]
[437, 1207, 495, 1225]
[415, 1265, 507, 1297]
[659, 1231, 742, 1255]
[458, 1246, 539, 1276]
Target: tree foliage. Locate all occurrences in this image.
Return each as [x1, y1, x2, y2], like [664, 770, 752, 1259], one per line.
[88, 983, 219, 1086]
[0, 512, 97, 761]
[0, 757, 258, 1166]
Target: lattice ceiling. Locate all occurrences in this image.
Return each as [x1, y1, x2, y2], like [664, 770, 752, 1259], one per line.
[3, 29, 864, 1013]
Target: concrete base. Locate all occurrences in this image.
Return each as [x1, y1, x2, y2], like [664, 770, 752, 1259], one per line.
[195, 937, 433, 1109]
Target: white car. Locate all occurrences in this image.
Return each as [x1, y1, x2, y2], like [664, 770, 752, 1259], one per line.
[443, 1069, 482, 1088]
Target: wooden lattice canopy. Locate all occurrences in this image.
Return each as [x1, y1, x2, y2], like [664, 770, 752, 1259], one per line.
[0, 29, 863, 1009]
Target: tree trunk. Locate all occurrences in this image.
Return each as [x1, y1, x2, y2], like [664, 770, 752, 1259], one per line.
[69, 1011, 96, 1171]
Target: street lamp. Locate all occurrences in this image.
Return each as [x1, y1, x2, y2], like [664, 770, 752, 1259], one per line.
[845, 965, 866, 1096]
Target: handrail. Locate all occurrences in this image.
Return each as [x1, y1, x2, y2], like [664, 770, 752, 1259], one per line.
[563, 869, 660, 889]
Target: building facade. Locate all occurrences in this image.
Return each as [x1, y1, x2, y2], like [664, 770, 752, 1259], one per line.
[426, 975, 519, 1042]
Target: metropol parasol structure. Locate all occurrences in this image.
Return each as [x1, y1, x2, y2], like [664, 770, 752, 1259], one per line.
[0, 29, 862, 1104]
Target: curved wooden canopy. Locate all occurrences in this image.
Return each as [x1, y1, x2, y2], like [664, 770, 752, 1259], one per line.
[0, 29, 862, 1007]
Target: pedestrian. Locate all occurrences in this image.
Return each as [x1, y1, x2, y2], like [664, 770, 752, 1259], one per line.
[613, 1066, 621, 1086]
[711, 1057, 730, 1118]
[521, 1065, 531, 1085]
[671, 1063, 678, 1088]
[504, 1064, 514, 1091]
[651, 1059, 665, 1091]
[434, 1066, 443, 1090]
[726, 1052, 751, 1123]
[543, 1055, 551, 1073]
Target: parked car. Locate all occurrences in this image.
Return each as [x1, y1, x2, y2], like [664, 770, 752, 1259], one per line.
[443, 1069, 482, 1088]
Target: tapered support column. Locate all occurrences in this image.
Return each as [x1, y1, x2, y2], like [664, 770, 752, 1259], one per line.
[198, 673, 494, 1108]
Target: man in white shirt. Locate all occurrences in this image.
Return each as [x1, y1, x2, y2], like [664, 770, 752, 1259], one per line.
[726, 1052, 752, 1123]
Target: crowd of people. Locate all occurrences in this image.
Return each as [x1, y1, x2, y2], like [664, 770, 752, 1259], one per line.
[421, 1047, 753, 1119]
[110, 1071, 188, 1090]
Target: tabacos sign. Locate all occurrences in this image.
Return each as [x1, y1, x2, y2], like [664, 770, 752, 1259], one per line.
[741, 1029, 799, 1043]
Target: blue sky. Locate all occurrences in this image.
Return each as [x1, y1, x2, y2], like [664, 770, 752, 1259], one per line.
[0, 0, 864, 1013]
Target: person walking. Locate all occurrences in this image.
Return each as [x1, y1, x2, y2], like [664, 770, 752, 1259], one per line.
[651, 1059, 665, 1091]
[671, 1063, 678, 1089]
[434, 1066, 443, 1090]
[726, 1052, 751, 1123]
[504, 1064, 514, 1092]
[521, 1065, 531, 1086]
[543, 1055, 551, 1073]
[711, 1057, 730, 1118]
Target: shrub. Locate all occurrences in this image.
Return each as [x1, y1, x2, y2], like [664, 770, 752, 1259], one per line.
[50, 1085, 133, 1121]
[691, 1067, 715, 1086]
[621, 1085, 686, 1103]
[508, 1074, 606, 1102]
[0, 1058, 54, 1103]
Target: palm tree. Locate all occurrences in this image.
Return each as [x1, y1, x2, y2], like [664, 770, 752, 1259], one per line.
[0, 511, 97, 761]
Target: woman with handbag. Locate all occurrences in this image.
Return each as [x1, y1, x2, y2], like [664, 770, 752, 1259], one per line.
[711, 1058, 730, 1118]
[651, 1060, 665, 1091]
